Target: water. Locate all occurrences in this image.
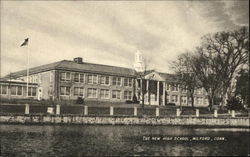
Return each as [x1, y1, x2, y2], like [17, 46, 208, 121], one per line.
[0, 124, 249, 156]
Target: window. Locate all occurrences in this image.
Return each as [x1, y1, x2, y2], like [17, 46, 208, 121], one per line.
[28, 87, 36, 97]
[74, 73, 79, 82]
[39, 74, 42, 83]
[10, 86, 16, 95]
[74, 73, 84, 83]
[87, 74, 98, 84]
[87, 88, 97, 98]
[100, 89, 110, 99]
[171, 84, 178, 91]
[74, 87, 84, 96]
[194, 89, 200, 94]
[35, 75, 38, 83]
[197, 89, 202, 94]
[171, 85, 175, 91]
[79, 74, 84, 82]
[197, 97, 203, 105]
[171, 95, 178, 102]
[195, 97, 200, 104]
[18, 86, 23, 95]
[10, 86, 23, 96]
[60, 86, 70, 96]
[166, 84, 170, 91]
[124, 91, 132, 100]
[124, 78, 132, 87]
[30, 75, 38, 83]
[112, 77, 121, 86]
[112, 90, 121, 99]
[60, 72, 71, 82]
[0, 85, 8, 95]
[181, 96, 187, 104]
[204, 98, 208, 105]
[100, 76, 109, 85]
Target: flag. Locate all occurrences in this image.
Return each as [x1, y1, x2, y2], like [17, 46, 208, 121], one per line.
[20, 38, 29, 47]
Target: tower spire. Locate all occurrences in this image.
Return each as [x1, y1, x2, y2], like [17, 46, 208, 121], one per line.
[133, 50, 145, 72]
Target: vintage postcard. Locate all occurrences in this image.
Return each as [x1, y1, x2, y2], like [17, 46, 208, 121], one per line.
[0, 0, 249, 156]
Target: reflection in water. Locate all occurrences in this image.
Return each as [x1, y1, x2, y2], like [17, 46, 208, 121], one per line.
[0, 124, 249, 156]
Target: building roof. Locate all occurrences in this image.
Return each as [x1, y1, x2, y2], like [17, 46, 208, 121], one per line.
[142, 71, 179, 83]
[158, 72, 178, 82]
[5, 59, 136, 78]
[0, 79, 38, 85]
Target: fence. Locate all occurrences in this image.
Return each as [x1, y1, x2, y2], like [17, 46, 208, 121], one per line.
[0, 104, 247, 118]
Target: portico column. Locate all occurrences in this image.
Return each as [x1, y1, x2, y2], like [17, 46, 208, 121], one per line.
[157, 81, 160, 105]
[163, 82, 166, 106]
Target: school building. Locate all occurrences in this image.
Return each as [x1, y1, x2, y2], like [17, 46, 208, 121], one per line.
[0, 52, 208, 107]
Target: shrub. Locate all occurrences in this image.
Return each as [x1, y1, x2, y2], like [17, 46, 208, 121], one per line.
[76, 97, 85, 105]
[132, 94, 140, 104]
[166, 103, 176, 106]
[226, 97, 245, 111]
[214, 97, 223, 106]
[125, 100, 133, 104]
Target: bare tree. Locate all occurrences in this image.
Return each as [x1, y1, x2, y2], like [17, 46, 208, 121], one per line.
[171, 52, 198, 109]
[191, 27, 249, 110]
[142, 55, 152, 74]
[191, 47, 223, 110]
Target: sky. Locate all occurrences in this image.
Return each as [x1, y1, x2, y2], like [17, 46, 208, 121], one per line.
[0, 0, 249, 77]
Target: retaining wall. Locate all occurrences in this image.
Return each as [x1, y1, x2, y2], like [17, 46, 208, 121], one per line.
[0, 114, 249, 127]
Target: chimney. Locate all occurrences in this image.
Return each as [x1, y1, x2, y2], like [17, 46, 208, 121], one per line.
[73, 57, 83, 64]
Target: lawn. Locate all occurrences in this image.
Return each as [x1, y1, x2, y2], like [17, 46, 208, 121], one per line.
[1, 103, 238, 117]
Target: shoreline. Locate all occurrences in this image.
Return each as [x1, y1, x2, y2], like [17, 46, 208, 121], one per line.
[0, 114, 249, 128]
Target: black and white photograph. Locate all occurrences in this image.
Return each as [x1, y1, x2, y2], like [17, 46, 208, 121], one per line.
[0, 0, 249, 156]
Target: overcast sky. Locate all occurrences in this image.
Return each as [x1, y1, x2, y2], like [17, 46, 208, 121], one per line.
[1, 0, 249, 77]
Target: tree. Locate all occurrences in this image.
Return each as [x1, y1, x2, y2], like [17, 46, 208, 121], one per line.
[171, 52, 199, 109]
[203, 27, 248, 104]
[191, 27, 249, 110]
[191, 47, 224, 110]
[235, 69, 249, 107]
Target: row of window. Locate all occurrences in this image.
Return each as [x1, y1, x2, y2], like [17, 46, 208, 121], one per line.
[166, 84, 204, 94]
[0, 85, 37, 96]
[195, 97, 205, 105]
[28, 75, 39, 83]
[60, 72, 133, 87]
[166, 84, 188, 92]
[60, 86, 132, 100]
[166, 95, 207, 104]
[21, 71, 54, 84]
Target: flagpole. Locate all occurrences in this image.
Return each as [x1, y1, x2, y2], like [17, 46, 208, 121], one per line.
[20, 38, 29, 97]
[26, 45, 29, 98]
